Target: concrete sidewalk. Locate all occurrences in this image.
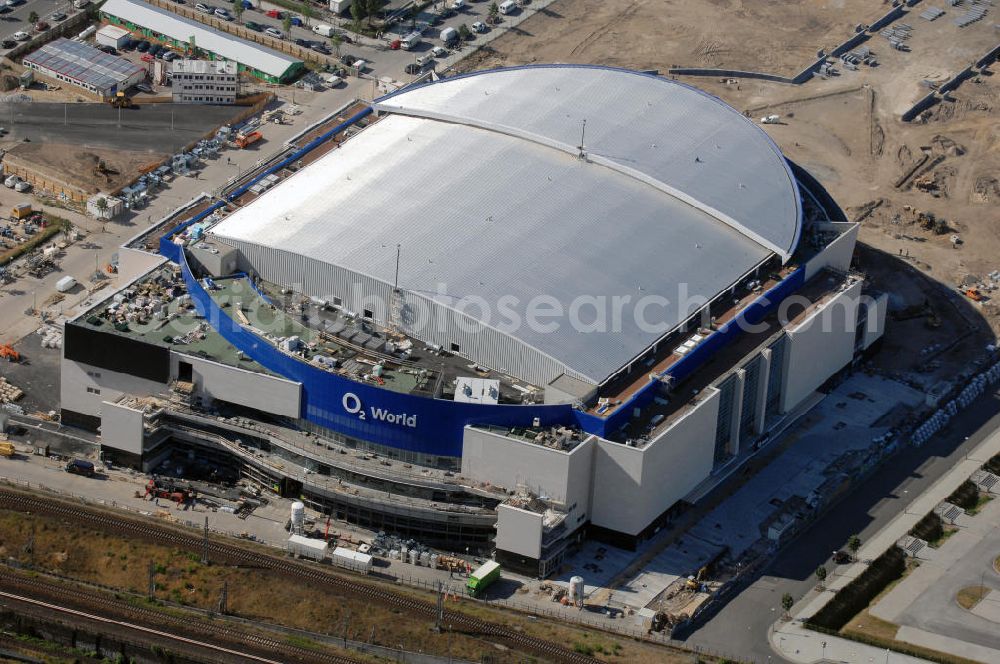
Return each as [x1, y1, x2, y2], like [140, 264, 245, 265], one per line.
[769, 422, 1000, 663]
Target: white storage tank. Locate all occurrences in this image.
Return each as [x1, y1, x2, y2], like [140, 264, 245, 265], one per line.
[408, 549, 419, 565]
[569, 576, 585, 606]
[290, 501, 305, 534]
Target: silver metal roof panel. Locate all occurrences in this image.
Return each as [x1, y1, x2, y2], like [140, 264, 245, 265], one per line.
[375, 66, 801, 259]
[210, 112, 771, 384]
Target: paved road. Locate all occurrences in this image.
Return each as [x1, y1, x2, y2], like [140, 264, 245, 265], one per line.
[0, 101, 240, 151]
[681, 384, 1000, 662]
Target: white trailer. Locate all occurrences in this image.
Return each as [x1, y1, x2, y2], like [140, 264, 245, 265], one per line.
[332, 546, 372, 574]
[287, 534, 329, 562]
[329, 0, 352, 14]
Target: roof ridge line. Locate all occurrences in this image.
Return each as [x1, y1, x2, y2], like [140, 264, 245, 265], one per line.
[371, 103, 787, 260]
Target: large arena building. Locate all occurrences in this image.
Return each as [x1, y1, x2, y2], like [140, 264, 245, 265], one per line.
[61, 66, 886, 576]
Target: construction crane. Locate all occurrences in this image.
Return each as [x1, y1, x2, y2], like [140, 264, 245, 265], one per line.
[0, 344, 20, 362]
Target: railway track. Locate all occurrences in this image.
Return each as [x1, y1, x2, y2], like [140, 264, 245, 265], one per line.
[0, 571, 358, 664]
[0, 488, 601, 664]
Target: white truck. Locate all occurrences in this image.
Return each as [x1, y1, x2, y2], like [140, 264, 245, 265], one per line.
[439, 26, 458, 46]
[400, 32, 421, 50]
[312, 24, 334, 37]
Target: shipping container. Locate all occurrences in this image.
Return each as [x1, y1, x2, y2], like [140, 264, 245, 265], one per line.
[287, 534, 329, 561]
[332, 546, 372, 574]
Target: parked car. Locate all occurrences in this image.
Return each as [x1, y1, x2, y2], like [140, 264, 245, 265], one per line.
[12, 31, 29, 41]
[14, 180, 29, 192]
[97, 44, 117, 54]
[471, 21, 486, 33]
[136, 40, 151, 52]
[134, 83, 154, 94]
[264, 26, 283, 39]
[195, 2, 212, 13]
[0, 39, 14, 49]
[431, 45, 448, 57]
[49, 11, 66, 21]
[244, 20, 262, 31]
[265, 8, 282, 18]
[140, 53, 154, 62]
[294, 37, 310, 47]
[310, 43, 330, 54]
[6, 0, 25, 7]
[65, 459, 95, 477]
[148, 44, 163, 57]
[290, 16, 303, 26]
[121, 37, 137, 49]
[0, 6, 10, 14]
[162, 50, 179, 61]
[214, 7, 232, 20]
[155, 47, 169, 59]
[404, 62, 421, 75]
[34, 21, 49, 32]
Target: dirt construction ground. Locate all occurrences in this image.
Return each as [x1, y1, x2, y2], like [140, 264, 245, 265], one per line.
[465, 0, 1000, 382]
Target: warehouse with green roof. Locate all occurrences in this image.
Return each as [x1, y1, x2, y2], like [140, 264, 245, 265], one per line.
[100, 0, 304, 83]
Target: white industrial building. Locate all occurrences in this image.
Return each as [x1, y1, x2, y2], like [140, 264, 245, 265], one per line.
[171, 60, 238, 104]
[23, 38, 145, 98]
[60, 66, 887, 575]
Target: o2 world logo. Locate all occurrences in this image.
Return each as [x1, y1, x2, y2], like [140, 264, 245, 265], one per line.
[342, 392, 418, 428]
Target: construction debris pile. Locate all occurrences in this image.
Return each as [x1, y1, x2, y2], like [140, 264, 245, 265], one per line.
[0, 378, 24, 405]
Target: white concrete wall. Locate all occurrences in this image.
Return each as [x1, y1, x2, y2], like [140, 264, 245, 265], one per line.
[461, 427, 594, 520]
[860, 291, 888, 350]
[61, 357, 169, 418]
[175, 354, 301, 418]
[495, 504, 543, 559]
[780, 279, 862, 413]
[590, 388, 720, 536]
[100, 400, 145, 454]
[804, 222, 858, 280]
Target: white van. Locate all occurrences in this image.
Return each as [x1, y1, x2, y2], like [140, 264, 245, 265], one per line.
[499, 0, 516, 14]
[416, 53, 433, 67]
[313, 24, 334, 37]
[439, 26, 458, 45]
[72, 0, 90, 7]
[451, 0, 465, 9]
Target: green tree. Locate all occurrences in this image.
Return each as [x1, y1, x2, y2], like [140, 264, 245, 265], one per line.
[300, 2, 313, 26]
[350, 0, 365, 32]
[94, 197, 109, 219]
[488, 1, 499, 23]
[232, 0, 244, 22]
[364, 0, 380, 25]
[781, 592, 794, 615]
[330, 33, 343, 57]
[847, 534, 861, 556]
[815, 565, 827, 586]
[282, 13, 293, 37]
[457, 23, 471, 40]
[27, 10, 38, 24]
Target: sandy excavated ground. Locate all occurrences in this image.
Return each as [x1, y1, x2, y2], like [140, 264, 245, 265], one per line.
[4, 143, 167, 195]
[463, 0, 884, 75]
[462, 0, 1000, 379]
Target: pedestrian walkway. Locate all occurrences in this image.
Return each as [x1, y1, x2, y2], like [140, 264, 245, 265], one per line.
[770, 423, 1000, 663]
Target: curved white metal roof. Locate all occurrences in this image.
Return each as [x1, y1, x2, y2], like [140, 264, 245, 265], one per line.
[376, 66, 801, 259]
[210, 67, 801, 385]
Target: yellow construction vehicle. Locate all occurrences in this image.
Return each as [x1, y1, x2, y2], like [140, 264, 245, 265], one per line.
[108, 92, 133, 109]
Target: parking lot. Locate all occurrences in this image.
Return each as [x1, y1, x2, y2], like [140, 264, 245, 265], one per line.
[0, 0, 80, 50]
